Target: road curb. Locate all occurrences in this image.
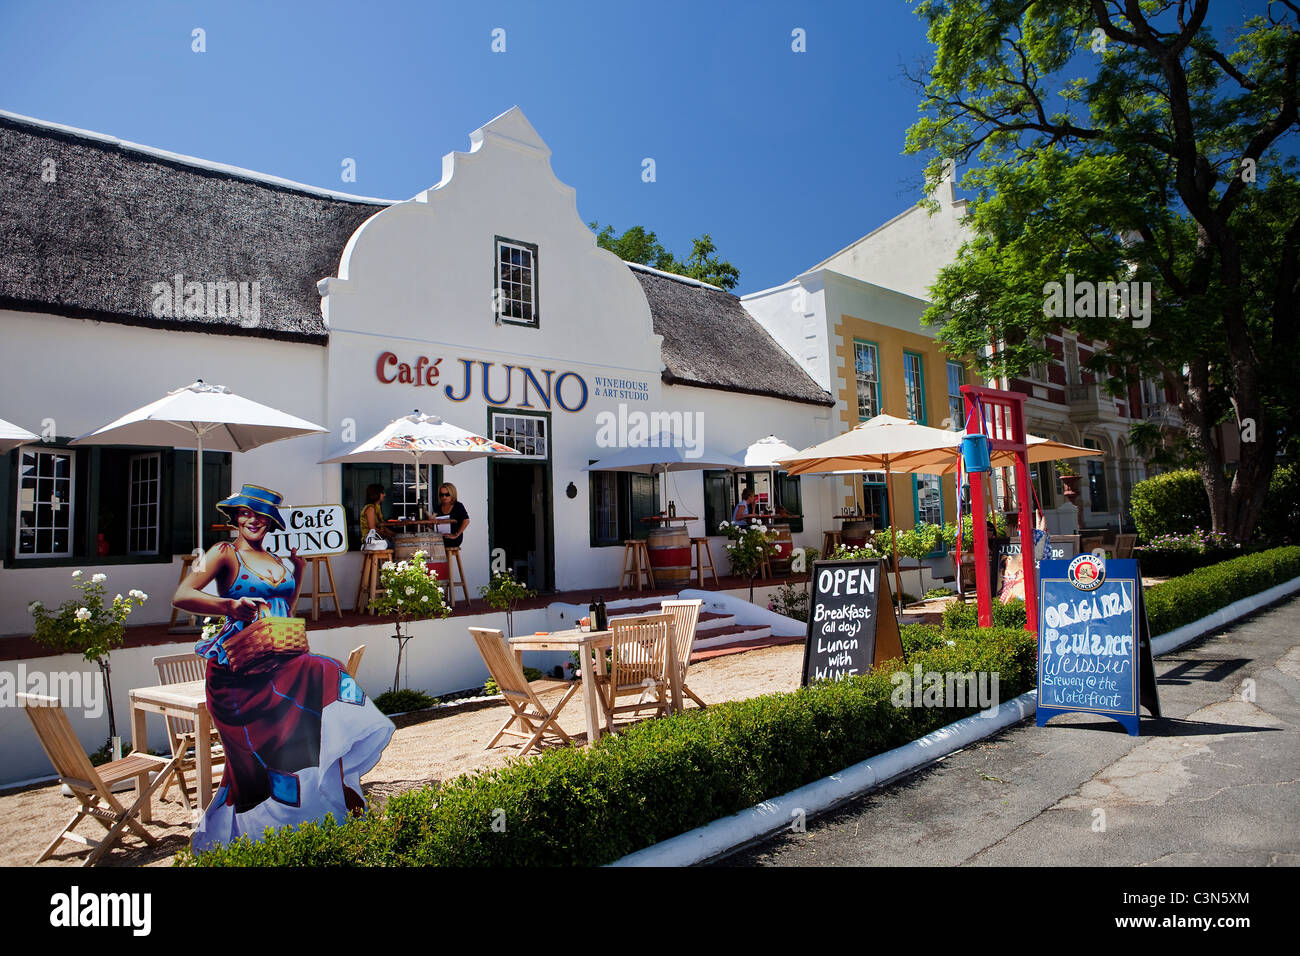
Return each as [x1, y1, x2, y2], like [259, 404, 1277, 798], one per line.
[610, 572, 1300, 867]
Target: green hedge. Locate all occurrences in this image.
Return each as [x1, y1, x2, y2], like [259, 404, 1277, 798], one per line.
[1129, 469, 1212, 541]
[1143, 546, 1300, 636]
[178, 628, 1036, 867]
[942, 598, 1027, 631]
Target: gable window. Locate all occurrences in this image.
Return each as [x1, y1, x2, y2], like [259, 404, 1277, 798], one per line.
[495, 237, 538, 327]
[854, 340, 881, 420]
[903, 351, 926, 424]
[16, 448, 75, 558]
[945, 361, 966, 430]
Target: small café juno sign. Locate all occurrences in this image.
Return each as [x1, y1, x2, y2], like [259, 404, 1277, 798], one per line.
[264, 504, 348, 558]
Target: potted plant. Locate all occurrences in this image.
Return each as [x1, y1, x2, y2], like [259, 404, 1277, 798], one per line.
[1055, 459, 1082, 497]
[29, 571, 148, 751]
[478, 569, 537, 639]
[718, 520, 780, 602]
[368, 551, 452, 692]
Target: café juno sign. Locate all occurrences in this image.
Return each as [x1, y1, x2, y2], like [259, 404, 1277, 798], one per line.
[264, 505, 349, 558]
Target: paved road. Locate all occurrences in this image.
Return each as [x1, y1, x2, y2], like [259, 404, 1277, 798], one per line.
[724, 595, 1300, 867]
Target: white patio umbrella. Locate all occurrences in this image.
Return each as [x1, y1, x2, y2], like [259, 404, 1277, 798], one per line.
[779, 414, 965, 613]
[732, 435, 801, 514]
[583, 431, 744, 520]
[0, 417, 40, 454]
[318, 410, 522, 512]
[71, 380, 329, 556]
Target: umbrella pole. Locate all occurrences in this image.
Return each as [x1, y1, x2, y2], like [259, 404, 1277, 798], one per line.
[195, 432, 204, 561]
[885, 462, 903, 617]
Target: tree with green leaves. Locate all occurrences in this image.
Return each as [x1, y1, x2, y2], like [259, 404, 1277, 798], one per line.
[590, 222, 741, 290]
[906, 0, 1299, 542]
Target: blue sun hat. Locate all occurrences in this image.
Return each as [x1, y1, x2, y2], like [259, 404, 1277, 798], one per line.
[216, 484, 286, 532]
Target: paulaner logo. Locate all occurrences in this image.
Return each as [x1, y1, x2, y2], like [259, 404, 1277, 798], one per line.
[150, 273, 261, 328]
[50, 886, 151, 936]
[594, 405, 704, 458]
[1042, 273, 1151, 328]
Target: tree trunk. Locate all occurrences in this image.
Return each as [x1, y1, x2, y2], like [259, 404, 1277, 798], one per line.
[98, 657, 116, 741]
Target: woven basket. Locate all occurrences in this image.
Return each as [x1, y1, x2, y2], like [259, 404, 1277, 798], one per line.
[224, 609, 308, 672]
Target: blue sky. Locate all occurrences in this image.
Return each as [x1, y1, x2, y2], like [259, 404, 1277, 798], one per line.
[0, 0, 1274, 294]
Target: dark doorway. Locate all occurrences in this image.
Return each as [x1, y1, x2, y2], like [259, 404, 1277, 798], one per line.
[489, 461, 552, 591]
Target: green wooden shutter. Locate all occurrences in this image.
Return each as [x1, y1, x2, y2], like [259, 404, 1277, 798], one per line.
[167, 451, 231, 554]
[0, 450, 13, 563]
[703, 469, 732, 535]
[628, 473, 659, 541]
[342, 463, 390, 550]
[779, 473, 803, 533]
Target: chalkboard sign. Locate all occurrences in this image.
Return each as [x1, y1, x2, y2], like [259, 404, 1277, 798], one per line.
[1000, 535, 1077, 562]
[801, 559, 904, 685]
[1036, 557, 1159, 736]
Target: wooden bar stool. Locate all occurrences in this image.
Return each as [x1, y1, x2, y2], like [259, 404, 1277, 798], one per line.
[619, 540, 655, 591]
[758, 550, 772, 580]
[296, 556, 342, 622]
[169, 554, 199, 629]
[355, 549, 393, 614]
[690, 537, 718, 586]
[445, 547, 472, 606]
[821, 530, 843, 557]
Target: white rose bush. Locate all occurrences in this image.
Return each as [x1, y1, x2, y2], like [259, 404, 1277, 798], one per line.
[29, 570, 148, 740]
[368, 551, 452, 692]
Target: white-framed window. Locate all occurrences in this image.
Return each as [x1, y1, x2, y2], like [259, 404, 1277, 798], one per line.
[16, 448, 75, 558]
[946, 361, 966, 430]
[127, 452, 161, 555]
[1029, 335, 1050, 382]
[495, 237, 538, 327]
[492, 413, 548, 459]
[391, 463, 437, 520]
[903, 352, 926, 424]
[854, 341, 881, 420]
[1140, 377, 1161, 406]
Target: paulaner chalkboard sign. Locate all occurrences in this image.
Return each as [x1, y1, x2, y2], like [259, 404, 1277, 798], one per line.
[801, 559, 904, 685]
[1036, 557, 1160, 736]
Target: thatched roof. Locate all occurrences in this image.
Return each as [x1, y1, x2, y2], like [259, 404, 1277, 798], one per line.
[0, 112, 388, 344]
[630, 264, 833, 407]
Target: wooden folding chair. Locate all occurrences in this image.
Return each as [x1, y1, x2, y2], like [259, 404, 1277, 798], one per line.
[152, 653, 224, 809]
[469, 628, 580, 757]
[660, 599, 708, 711]
[19, 694, 180, 866]
[345, 644, 366, 676]
[1113, 533, 1138, 559]
[594, 613, 672, 731]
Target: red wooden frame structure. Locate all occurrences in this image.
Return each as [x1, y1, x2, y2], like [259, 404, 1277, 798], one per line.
[959, 384, 1039, 633]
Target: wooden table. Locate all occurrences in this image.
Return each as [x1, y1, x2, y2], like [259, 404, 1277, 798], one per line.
[639, 515, 698, 526]
[509, 626, 683, 744]
[129, 679, 214, 821]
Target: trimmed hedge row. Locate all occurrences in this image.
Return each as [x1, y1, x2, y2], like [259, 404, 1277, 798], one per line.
[179, 628, 1036, 867]
[1143, 546, 1300, 636]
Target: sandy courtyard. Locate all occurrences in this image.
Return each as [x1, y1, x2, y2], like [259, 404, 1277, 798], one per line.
[0, 643, 803, 867]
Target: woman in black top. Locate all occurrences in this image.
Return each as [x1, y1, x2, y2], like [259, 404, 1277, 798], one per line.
[436, 482, 470, 548]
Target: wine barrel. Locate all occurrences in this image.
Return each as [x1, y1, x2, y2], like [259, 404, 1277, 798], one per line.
[842, 520, 870, 549]
[769, 524, 794, 573]
[647, 526, 691, 587]
[393, 532, 450, 586]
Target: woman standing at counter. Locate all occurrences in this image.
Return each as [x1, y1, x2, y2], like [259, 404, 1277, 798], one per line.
[435, 482, 470, 548]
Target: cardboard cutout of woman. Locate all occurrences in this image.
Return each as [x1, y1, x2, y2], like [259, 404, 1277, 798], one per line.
[172, 484, 394, 852]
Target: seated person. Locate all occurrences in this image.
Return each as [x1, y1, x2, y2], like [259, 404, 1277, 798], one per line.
[359, 484, 393, 550]
[435, 482, 470, 548]
[732, 489, 755, 526]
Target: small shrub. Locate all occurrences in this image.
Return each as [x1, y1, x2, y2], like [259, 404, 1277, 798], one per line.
[767, 581, 811, 622]
[942, 598, 1026, 631]
[923, 587, 955, 599]
[373, 688, 437, 715]
[1129, 470, 1211, 541]
[1256, 462, 1300, 545]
